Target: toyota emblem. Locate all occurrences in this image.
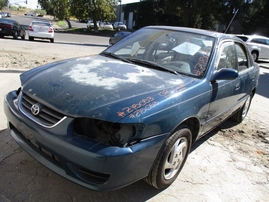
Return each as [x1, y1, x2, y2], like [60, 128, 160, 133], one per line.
[31, 104, 40, 116]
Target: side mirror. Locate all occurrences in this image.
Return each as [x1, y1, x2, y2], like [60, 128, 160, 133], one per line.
[210, 68, 238, 82]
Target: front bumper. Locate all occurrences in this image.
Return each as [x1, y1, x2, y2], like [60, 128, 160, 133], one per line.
[4, 90, 168, 191]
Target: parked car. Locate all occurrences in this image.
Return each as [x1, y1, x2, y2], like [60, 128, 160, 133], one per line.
[0, 12, 7, 18]
[4, 26, 260, 191]
[87, 20, 99, 29]
[99, 21, 113, 30]
[109, 31, 132, 45]
[24, 12, 36, 17]
[113, 21, 127, 30]
[28, 21, 54, 43]
[79, 19, 89, 23]
[0, 18, 25, 39]
[236, 34, 269, 61]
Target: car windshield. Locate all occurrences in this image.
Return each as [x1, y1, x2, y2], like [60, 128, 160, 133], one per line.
[102, 27, 215, 78]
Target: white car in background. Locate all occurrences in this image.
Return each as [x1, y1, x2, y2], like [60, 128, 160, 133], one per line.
[87, 21, 99, 29]
[99, 22, 113, 30]
[28, 21, 54, 43]
[113, 22, 127, 30]
[236, 34, 269, 61]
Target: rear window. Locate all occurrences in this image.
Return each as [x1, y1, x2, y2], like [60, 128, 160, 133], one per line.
[32, 22, 50, 26]
[236, 36, 248, 42]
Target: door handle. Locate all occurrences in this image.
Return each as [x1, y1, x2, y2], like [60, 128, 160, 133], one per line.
[235, 83, 240, 90]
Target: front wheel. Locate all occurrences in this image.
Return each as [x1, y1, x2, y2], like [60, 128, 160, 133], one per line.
[231, 92, 253, 123]
[144, 127, 192, 189]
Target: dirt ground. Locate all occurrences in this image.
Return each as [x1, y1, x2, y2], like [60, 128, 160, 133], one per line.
[0, 38, 269, 201]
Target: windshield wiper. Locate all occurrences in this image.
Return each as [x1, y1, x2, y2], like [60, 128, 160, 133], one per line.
[101, 52, 132, 63]
[127, 58, 179, 75]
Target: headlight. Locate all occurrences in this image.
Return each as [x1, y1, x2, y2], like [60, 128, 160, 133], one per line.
[73, 118, 144, 147]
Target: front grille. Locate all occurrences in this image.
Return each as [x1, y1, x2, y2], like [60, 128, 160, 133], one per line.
[20, 93, 65, 127]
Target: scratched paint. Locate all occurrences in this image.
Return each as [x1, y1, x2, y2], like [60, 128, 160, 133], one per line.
[63, 59, 159, 90]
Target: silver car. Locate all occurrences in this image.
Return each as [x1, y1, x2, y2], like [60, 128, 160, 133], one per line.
[236, 34, 269, 61]
[28, 21, 54, 43]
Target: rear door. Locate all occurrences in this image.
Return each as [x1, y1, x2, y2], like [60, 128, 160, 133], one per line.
[259, 38, 269, 59]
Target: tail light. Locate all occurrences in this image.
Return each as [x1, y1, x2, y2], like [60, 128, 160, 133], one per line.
[48, 27, 54, 33]
[28, 26, 34, 31]
[2, 24, 12, 29]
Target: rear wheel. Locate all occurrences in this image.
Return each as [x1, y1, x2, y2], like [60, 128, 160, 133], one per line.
[29, 36, 34, 41]
[144, 127, 192, 189]
[21, 33, 25, 40]
[231, 92, 253, 123]
[251, 51, 258, 62]
[50, 38, 54, 43]
[13, 31, 18, 39]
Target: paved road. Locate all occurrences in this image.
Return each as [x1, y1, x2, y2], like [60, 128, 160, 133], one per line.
[8, 14, 110, 45]
[0, 37, 268, 202]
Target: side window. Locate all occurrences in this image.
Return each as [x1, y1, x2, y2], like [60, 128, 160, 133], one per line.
[235, 43, 249, 72]
[216, 42, 236, 70]
[251, 38, 259, 43]
[258, 38, 266, 45]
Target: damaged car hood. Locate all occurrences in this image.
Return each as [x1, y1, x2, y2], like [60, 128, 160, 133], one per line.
[20, 55, 196, 121]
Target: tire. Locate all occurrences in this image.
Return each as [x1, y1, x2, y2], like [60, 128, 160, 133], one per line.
[29, 36, 34, 41]
[13, 31, 18, 39]
[251, 51, 258, 62]
[144, 127, 192, 189]
[21, 33, 25, 40]
[231, 92, 253, 123]
[50, 38, 54, 43]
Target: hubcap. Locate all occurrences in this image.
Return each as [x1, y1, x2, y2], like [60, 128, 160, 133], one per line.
[164, 137, 188, 180]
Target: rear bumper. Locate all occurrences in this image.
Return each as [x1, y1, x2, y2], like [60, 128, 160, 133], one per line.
[0, 29, 14, 36]
[28, 31, 54, 39]
[4, 90, 168, 191]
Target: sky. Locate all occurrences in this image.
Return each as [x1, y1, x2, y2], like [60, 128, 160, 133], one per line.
[9, 0, 140, 10]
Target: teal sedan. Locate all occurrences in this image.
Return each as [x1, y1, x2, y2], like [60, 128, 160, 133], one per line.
[4, 26, 260, 191]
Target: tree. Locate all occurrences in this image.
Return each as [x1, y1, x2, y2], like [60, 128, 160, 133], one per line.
[38, 0, 54, 15]
[242, 0, 269, 35]
[51, 0, 71, 27]
[136, 0, 219, 29]
[38, 0, 71, 28]
[136, 0, 163, 28]
[70, 0, 117, 32]
[0, 0, 7, 10]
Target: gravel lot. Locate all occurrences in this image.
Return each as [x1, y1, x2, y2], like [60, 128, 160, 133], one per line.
[0, 38, 268, 202]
